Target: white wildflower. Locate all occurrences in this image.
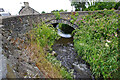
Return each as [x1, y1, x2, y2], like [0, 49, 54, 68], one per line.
[115, 33, 117, 37]
[105, 43, 109, 47]
[79, 43, 84, 46]
[106, 40, 111, 43]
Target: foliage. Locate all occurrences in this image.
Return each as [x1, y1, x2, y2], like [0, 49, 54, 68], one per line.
[33, 22, 60, 49]
[70, 12, 79, 24]
[51, 9, 67, 13]
[114, 1, 120, 10]
[71, 2, 86, 11]
[73, 10, 119, 78]
[31, 22, 73, 79]
[83, 2, 117, 11]
[53, 12, 61, 20]
[41, 11, 46, 13]
[28, 27, 62, 78]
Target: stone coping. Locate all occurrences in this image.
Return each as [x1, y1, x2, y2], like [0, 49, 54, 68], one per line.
[1, 10, 118, 20]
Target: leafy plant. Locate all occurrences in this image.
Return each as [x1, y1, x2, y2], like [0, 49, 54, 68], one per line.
[33, 22, 60, 49]
[114, 1, 120, 10]
[53, 12, 61, 20]
[31, 22, 73, 79]
[73, 10, 119, 78]
[70, 12, 79, 24]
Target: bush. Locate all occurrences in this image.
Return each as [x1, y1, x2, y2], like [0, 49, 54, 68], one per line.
[53, 12, 61, 20]
[73, 10, 119, 78]
[33, 22, 60, 48]
[114, 1, 120, 10]
[83, 2, 117, 11]
[31, 23, 73, 79]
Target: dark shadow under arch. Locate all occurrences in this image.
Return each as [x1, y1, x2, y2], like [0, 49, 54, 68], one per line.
[45, 19, 78, 29]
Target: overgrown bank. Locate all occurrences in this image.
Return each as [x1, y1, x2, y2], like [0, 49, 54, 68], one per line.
[28, 10, 119, 79]
[28, 23, 72, 79]
[73, 10, 119, 78]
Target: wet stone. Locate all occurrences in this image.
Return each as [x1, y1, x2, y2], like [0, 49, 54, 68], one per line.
[52, 37, 93, 79]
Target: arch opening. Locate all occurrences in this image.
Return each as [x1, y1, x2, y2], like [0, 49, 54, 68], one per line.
[52, 23, 75, 38]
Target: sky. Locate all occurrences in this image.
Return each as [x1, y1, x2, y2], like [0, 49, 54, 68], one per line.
[0, 0, 74, 15]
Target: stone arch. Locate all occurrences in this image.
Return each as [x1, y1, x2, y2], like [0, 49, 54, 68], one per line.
[45, 19, 78, 29]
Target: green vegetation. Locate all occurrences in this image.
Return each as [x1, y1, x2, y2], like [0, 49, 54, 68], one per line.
[114, 1, 120, 10]
[53, 12, 61, 20]
[71, 2, 120, 11]
[73, 10, 119, 78]
[30, 9, 119, 79]
[51, 9, 67, 13]
[33, 22, 60, 48]
[41, 11, 46, 13]
[30, 22, 72, 79]
[71, 2, 86, 11]
[46, 53, 73, 79]
[70, 12, 79, 24]
[84, 2, 117, 11]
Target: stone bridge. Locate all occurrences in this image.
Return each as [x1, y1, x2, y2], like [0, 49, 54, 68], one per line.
[0, 10, 119, 78]
[0, 11, 91, 30]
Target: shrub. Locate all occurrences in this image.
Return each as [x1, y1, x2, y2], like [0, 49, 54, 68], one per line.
[70, 12, 79, 24]
[114, 1, 120, 10]
[33, 22, 60, 48]
[73, 10, 119, 78]
[53, 12, 61, 20]
[31, 22, 73, 79]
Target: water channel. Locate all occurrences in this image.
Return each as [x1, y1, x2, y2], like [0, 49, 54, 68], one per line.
[52, 24, 94, 79]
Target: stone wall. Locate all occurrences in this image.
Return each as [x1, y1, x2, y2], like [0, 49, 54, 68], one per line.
[1, 16, 45, 78]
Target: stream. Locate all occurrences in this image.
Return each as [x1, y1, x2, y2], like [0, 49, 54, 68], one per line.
[52, 26, 94, 79]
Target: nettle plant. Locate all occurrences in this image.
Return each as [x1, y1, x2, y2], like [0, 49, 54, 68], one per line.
[73, 10, 119, 78]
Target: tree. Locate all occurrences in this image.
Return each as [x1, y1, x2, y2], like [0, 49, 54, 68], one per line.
[83, 2, 117, 11]
[41, 11, 45, 13]
[70, 0, 118, 11]
[71, 2, 86, 11]
[51, 9, 67, 13]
